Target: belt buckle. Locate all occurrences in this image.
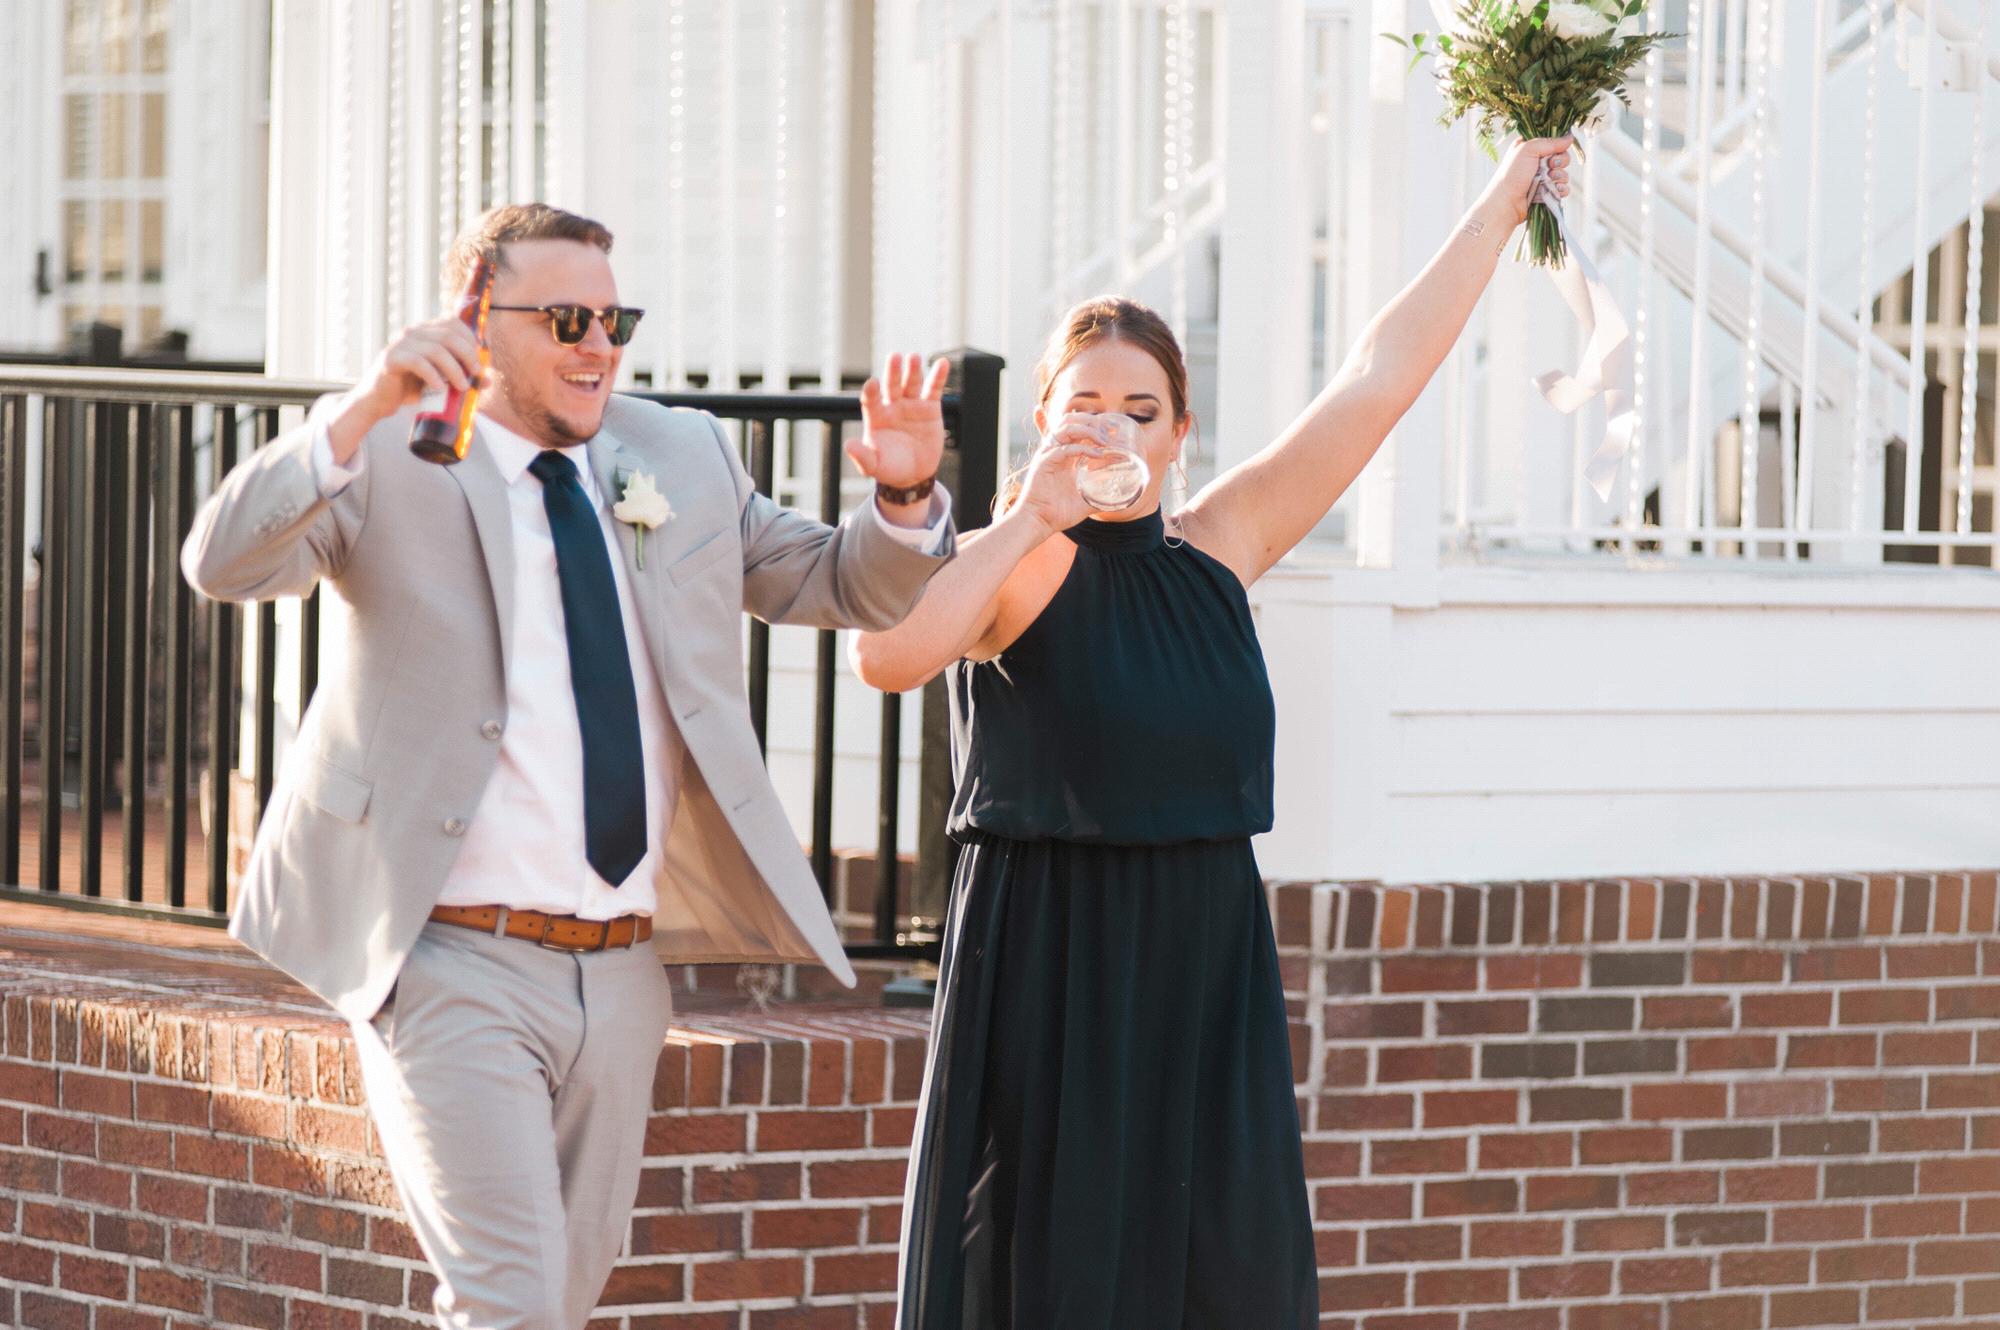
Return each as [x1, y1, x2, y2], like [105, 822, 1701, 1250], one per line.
[537, 919, 604, 953]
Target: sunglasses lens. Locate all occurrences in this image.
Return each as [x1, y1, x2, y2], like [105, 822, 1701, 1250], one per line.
[607, 309, 643, 346]
[549, 306, 590, 344]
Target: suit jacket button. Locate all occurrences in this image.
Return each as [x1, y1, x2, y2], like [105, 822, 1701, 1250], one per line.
[480, 720, 503, 740]
[443, 818, 467, 837]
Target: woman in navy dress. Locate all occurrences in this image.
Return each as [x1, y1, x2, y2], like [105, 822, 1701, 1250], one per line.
[855, 135, 1575, 1329]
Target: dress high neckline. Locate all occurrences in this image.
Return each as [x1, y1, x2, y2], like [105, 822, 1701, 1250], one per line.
[1064, 507, 1166, 554]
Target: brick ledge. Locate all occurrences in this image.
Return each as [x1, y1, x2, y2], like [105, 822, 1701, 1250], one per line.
[1270, 870, 2000, 955]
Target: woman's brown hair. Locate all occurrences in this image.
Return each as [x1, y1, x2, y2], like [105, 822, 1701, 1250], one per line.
[998, 296, 1193, 514]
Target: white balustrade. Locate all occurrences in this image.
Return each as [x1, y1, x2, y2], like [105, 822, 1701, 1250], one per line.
[141, 0, 2000, 572]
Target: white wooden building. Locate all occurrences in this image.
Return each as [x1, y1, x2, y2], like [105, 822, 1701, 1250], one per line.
[0, 1, 271, 358]
[1, 0, 1995, 882]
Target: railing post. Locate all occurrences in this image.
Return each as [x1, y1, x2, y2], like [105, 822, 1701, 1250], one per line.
[38, 399, 68, 898]
[896, 346, 1003, 1006]
[77, 404, 106, 898]
[813, 417, 842, 898]
[206, 409, 240, 914]
[941, 349, 1003, 522]
[0, 396, 25, 888]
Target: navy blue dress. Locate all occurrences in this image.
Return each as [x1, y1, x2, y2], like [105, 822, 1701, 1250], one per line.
[896, 509, 1318, 1329]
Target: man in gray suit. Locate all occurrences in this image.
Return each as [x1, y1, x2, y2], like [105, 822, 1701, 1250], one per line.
[182, 203, 956, 1329]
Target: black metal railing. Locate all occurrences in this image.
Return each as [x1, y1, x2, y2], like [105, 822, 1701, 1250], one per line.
[0, 353, 1001, 967]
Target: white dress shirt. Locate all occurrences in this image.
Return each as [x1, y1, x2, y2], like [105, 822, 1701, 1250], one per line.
[310, 407, 948, 919]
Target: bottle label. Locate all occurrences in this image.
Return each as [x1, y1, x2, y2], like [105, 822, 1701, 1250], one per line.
[416, 389, 446, 418]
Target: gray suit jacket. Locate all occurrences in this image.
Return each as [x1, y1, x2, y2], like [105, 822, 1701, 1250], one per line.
[182, 395, 954, 1024]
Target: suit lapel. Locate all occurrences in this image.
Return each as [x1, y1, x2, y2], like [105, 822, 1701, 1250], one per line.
[587, 430, 676, 686]
[447, 433, 517, 682]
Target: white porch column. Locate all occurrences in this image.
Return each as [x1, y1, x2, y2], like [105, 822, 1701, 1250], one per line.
[872, 0, 947, 360]
[1348, 0, 1450, 583]
[544, 0, 590, 211]
[268, 0, 401, 379]
[397, 0, 443, 331]
[994, 2, 1055, 451]
[1213, 0, 1311, 475]
[261, 0, 372, 781]
[265, 1, 332, 378]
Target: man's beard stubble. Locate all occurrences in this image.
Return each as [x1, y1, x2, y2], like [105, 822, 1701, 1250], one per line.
[491, 361, 602, 447]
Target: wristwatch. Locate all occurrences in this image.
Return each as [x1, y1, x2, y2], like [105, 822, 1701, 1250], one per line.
[875, 475, 937, 506]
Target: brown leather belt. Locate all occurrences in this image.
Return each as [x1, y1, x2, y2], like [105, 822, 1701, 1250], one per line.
[428, 904, 653, 953]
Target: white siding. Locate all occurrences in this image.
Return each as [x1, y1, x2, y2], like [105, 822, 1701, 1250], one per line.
[1251, 566, 2000, 882]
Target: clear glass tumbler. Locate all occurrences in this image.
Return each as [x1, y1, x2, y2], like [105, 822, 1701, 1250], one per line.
[1075, 413, 1150, 512]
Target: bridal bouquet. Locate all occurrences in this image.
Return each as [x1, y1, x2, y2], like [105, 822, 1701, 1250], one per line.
[1388, 0, 1672, 266]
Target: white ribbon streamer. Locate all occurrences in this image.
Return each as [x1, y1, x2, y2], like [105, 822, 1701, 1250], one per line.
[1528, 157, 1637, 502]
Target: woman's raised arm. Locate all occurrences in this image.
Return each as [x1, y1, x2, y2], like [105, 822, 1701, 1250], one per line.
[1184, 135, 1573, 585]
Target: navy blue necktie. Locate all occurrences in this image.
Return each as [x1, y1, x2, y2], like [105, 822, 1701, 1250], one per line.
[527, 450, 647, 887]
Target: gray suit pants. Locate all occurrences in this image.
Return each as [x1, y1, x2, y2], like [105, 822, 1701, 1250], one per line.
[349, 921, 675, 1330]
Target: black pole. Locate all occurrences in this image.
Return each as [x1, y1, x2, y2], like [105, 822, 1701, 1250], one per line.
[38, 400, 69, 897]
[204, 407, 238, 913]
[119, 405, 150, 904]
[0, 396, 26, 888]
[745, 419, 773, 753]
[811, 418, 839, 899]
[914, 348, 1002, 926]
[888, 347, 1004, 1006]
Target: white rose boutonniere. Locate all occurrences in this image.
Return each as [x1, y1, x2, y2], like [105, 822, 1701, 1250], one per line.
[612, 471, 673, 569]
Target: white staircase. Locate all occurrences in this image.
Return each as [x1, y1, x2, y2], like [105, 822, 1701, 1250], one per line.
[1696, 0, 2000, 299]
[1474, 0, 2000, 555]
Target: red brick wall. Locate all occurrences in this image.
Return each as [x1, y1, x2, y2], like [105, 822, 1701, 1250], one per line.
[0, 979, 931, 1330]
[1279, 871, 2000, 1329]
[2, 869, 1996, 1328]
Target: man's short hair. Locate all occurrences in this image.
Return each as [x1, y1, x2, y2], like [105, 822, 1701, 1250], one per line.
[442, 203, 614, 299]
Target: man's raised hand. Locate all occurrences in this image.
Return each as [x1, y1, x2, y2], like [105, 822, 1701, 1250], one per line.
[850, 353, 949, 491]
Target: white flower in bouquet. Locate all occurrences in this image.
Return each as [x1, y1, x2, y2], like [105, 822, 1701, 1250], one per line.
[1544, 1, 1615, 39]
[1575, 89, 1627, 135]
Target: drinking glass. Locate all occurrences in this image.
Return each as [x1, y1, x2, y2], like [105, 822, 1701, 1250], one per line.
[1076, 413, 1150, 511]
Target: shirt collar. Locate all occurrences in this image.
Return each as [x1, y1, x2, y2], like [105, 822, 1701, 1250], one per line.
[477, 413, 599, 504]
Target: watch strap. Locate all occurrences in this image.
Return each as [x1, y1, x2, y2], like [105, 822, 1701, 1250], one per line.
[874, 475, 938, 507]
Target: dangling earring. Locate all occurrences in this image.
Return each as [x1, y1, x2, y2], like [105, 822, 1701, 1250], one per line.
[1163, 454, 1190, 549]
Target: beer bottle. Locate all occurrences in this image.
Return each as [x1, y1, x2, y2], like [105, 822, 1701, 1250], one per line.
[408, 257, 495, 465]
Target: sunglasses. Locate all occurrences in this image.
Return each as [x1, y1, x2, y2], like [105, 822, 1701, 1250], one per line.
[489, 303, 646, 347]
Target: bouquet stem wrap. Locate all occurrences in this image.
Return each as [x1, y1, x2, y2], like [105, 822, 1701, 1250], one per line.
[1527, 154, 1636, 503]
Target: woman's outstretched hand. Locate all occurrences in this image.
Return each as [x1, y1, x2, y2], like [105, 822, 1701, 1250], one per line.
[1478, 135, 1574, 229]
